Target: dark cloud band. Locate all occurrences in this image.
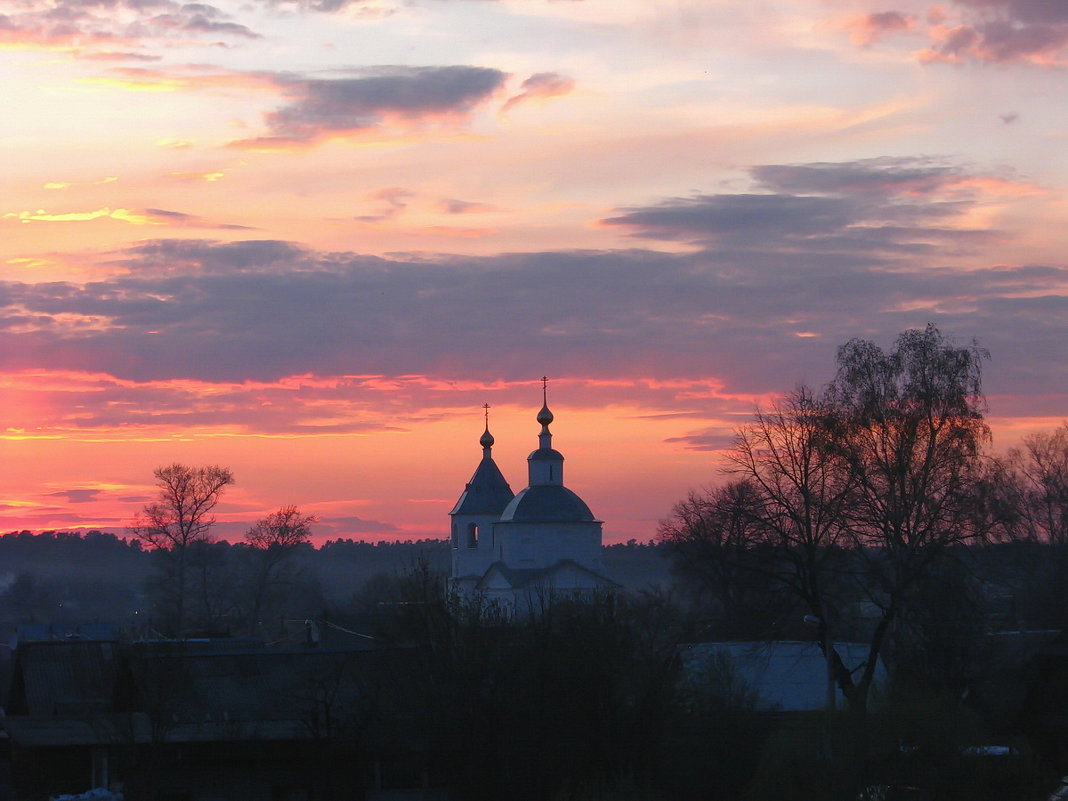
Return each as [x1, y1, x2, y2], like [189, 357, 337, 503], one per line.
[2, 158, 1064, 424]
[236, 66, 507, 146]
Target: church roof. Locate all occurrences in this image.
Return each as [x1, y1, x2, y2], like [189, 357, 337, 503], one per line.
[476, 559, 618, 592]
[528, 447, 564, 462]
[450, 455, 514, 516]
[498, 484, 596, 523]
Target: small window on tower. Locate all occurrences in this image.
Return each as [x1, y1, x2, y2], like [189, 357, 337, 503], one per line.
[451, 523, 458, 549]
[549, 465, 554, 481]
[467, 523, 478, 548]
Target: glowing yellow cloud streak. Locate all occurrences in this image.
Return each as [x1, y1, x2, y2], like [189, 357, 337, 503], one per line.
[6, 257, 54, 269]
[3, 208, 158, 225]
[78, 76, 188, 92]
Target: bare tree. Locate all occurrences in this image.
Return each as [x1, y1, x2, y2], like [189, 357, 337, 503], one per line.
[979, 424, 1068, 628]
[129, 463, 235, 634]
[726, 388, 852, 606]
[826, 324, 990, 711]
[657, 480, 789, 638]
[244, 505, 316, 635]
[661, 328, 992, 714]
[997, 424, 1068, 544]
[724, 385, 855, 702]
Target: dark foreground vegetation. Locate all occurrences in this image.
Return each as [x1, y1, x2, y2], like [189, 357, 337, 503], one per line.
[3, 559, 1066, 801]
[2, 325, 1067, 800]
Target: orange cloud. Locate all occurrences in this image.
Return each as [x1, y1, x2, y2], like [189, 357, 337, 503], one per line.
[418, 226, 498, 239]
[952, 175, 1047, 198]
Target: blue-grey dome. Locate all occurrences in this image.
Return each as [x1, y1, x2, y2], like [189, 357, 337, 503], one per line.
[537, 403, 554, 426]
[528, 447, 564, 462]
[499, 485, 595, 523]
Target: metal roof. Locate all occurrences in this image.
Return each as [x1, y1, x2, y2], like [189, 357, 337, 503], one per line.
[679, 641, 887, 712]
[11, 640, 119, 717]
[527, 447, 564, 462]
[499, 485, 596, 523]
[476, 559, 618, 591]
[450, 455, 514, 516]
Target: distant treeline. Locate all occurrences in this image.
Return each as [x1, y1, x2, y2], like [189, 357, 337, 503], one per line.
[0, 529, 672, 640]
[0, 529, 669, 583]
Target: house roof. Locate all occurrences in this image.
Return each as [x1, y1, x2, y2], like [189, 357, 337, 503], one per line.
[9, 640, 120, 717]
[679, 641, 888, 713]
[127, 648, 368, 725]
[4, 638, 432, 748]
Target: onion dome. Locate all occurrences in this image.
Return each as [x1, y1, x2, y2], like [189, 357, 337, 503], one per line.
[537, 403, 554, 427]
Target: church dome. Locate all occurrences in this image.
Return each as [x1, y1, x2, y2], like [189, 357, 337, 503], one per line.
[499, 485, 595, 523]
[528, 447, 564, 462]
[537, 403, 554, 426]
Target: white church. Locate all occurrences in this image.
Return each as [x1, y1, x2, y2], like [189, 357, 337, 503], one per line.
[449, 384, 618, 610]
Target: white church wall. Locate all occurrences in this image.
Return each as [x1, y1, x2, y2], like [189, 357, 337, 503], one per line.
[450, 513, 501, 579]
[494, 521, 603, 572]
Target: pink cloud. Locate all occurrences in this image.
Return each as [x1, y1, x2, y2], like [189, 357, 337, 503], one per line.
[953, 0, 1068, 24]
[502, 72, 575, 112]
[436, 198, 496, 215]
[354, 187, 414, 223]
[916, 0, 1068, 64]
[0, 0, 257, 53]
[846, 10, 916, 46]
[921, 19, 1068, 64]
[837, 2, 1068, 65]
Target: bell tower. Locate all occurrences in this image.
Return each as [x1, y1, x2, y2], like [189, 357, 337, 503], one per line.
[448, 405, 514, 590]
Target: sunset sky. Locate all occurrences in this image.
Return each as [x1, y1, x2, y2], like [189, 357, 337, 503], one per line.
[2, 0, 1067, 544]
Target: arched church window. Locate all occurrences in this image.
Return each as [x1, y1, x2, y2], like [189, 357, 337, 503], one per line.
[467, 523, 478, 548]
[451, 522, 458, 549]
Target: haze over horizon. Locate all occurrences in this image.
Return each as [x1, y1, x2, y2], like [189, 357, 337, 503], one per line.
[2, 0, 1066, 544]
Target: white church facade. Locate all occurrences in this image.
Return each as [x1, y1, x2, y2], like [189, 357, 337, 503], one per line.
[449, 387, 617, 611]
